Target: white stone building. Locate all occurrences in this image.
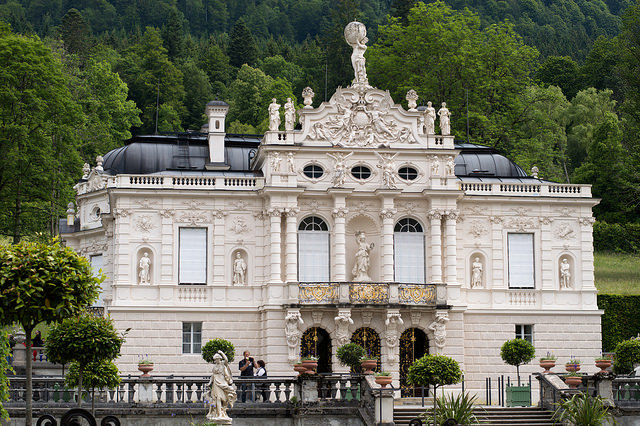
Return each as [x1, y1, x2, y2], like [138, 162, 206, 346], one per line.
[61, 22, 602, 399]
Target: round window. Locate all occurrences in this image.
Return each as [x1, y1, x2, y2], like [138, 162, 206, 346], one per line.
[303, 164, 324, 179]
[398, 166, 418, 181]
[351, 165, 372, 180]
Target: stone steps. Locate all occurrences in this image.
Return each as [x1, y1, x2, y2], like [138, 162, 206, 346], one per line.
[394, 406, 559, 425]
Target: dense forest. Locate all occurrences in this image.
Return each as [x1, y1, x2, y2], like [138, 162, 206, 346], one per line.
[1, 0, 640, 242]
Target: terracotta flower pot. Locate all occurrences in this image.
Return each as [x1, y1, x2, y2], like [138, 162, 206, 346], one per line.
[565, 363, 581, 372]
[595, 359, 612, 373]
[539, 360, 556, 374]
[375, 375, 392, 388]
[360, 359, 377, 374]
[564, 375, 582, 388]
[293, 363, 307, 376]
[301, 359, 318, 373]
[138, 363, 154, 377]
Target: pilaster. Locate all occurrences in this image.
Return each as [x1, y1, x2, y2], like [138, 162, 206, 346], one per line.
[268, 208, 283, 283]
[428, 209, 443, 283]
[284, 207, 299, 283]
[444, 210, 458, 285]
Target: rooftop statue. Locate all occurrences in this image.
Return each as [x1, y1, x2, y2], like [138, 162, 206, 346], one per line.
[344, 22, 370, 88]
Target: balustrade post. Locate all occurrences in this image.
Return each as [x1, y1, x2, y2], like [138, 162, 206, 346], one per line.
[299, 377, 319, 402]
[137, 377, 154, 403]
[373, 387, 395, 426]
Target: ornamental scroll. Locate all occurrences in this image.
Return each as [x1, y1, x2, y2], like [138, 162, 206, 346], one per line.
[298, 283, 339, 304]
[398, 284, 436, 305]
[349, 283, 389, 304]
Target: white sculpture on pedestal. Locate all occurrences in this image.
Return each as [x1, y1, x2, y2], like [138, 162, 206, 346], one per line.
[438, 102, 451, 136]
[268, 98, 281, 131]
[139, 252, 151, 284]
[344, 21, 369, 87]
[327, 152, 352, 187]
[352, 231, 374, 281]
[284, 98, 296, 131]
[424, 101, 436, 135]
[302, 87, 315, 108]
[334, 310, 354, 346]
[376, 152, 397, 189]
[287, 152, 296, 174]
[471, 257, 483, 289]
[232, 252, 247, 285]
[285, 310, 304, 363]
[205, 351, 236, 424]
[270, 152, 281, 172]
[385, 312, 404, 361]
[560, 259, 571, 289]
[428, 312, 449, 353]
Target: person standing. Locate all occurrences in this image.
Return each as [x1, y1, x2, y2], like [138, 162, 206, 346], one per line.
[238, 350, 255, 402]
[255, 360, 268, 402]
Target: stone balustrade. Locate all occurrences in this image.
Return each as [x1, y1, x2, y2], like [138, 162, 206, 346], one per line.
[110, 174, 265, 191]
[459, 181, 591, 197]
[297, 282, 442, 306]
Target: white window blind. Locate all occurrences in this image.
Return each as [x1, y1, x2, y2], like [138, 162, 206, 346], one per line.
[179, 228, 207, 284]
[298, 231, 330, 282]
[394, 232, 425, 283]
[508, 233, 534, 288]
[90, 254, 104, 307]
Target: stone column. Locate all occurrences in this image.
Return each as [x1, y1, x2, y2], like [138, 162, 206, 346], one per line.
[444, 210, 458, 285]
[428, 210, 443, 283]
[268, 208, 283, 283]
[380, 209, 396, 282]
[332, 207, 348, 281]
[284, 208, 299, 283]
[212, 210, 226, 285]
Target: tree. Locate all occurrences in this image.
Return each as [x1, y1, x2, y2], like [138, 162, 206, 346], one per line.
[65, 360, 120, 415]
[180, 60, 212, 130]
[613, 338, 640, 374]
[322, 0, 362, 92]
[161, 7, 185, 60]
[46, 312, 125, 409]
[0, 332, 12, 420]
[0, 240, 101, 425]
[59, 8, 92, 57]
[228, 18, 258, 68]
[407, 354, 462, 426]
[500, 339, 535, 385]
[535, 56, 582, 100]
[202, 338, 235, 363]
[336, 343, 367, 371]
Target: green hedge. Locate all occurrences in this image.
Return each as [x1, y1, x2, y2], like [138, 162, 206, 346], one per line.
[594, 222, 640, 253]
[599, 294, 640, 351]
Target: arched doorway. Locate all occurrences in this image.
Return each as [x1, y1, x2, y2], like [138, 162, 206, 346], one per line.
[300, 327, 332, 373]
[351, 327, 381, 373]
[400, 328, 429, 397]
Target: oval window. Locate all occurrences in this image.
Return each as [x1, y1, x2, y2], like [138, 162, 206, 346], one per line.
[398, 166, 418, 181]
[351, 165, 372, 180]
[303, 164, 324, 179]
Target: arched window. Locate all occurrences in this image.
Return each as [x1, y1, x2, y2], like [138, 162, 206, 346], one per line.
[394, 218, 425, 283]
[298, 216, 330, 281]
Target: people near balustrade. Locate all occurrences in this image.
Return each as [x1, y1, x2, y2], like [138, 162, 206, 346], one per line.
[32, 330, 44, 347]
[239, 350, 255, 402]
[255, 359, 268, 402]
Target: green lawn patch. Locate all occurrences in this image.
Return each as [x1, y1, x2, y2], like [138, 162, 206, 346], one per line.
[595, 252, 640, 295]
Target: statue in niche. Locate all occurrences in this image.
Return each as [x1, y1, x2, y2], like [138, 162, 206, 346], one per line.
[139, 252, 151, 284]
[560, 259, 571, 289]
[205, 351, 236, 424]
[438, 102, 451, 136]
[471, 257, 483, 289]
[268, 98, 281, 131]
[271, 152, 281, 172]
[284, 98, 296, 131]
[327, 152, 352, 187]
[446, 156, 456, 176]
[428, 312, 449, 351]
[352, 231, 375, 282]
[232, 252, 247, 285]
[285, 311, 304, 363]
[385, 312, 404, 361]
[334, 311, 354, 346]
[431, 156, 440, 175]
[344, 22, 369, 86]
[376, 152, 397, 189]
[287, 152, 296, 173]
[424, 101, 436, 135]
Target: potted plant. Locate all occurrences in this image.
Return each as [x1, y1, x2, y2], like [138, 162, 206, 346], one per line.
[552, 393, 616, 425]
[293, 360, 307, 376]
[336, 343, 366, 373]
[301, 356, 318, 373]
[539, 353, 557, 374]
[500, 339, 535, 407]
[564, 371, 583, 388]
[137, 356, 154, 376]
[595, 355, 612, 373]
[374, 372, 392, 387]
[201, 338, 235, 364]
[565, 358, 581, 372]
[360, 356, 378, 374]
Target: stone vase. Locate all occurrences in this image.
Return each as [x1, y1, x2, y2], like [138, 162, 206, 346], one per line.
[138, 363, 154, 377]
[564, 375, 583, 389]
[360, 359, 377, 374]
[595, 359, 612, 373]
[565, 363, 581, 373]
[301, 359, 318, 373]
[539, 360, 556, 374]
[375, 375, 392, 388]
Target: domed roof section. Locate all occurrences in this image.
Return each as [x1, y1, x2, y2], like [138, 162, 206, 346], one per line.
[207, 100, 229, 107]
[454, 143, 527, 178]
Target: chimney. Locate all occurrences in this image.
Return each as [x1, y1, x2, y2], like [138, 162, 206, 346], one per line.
[205, 100, 230, 169]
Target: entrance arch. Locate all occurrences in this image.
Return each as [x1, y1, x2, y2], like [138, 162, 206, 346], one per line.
[400, 328, 429, 397]
[300, 327, 332, 373]
[351, 327, 381, 373]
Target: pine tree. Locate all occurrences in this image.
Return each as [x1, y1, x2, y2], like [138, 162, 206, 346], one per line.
[162, 7, 185, 60]
[59, 8, 91, 56]
[228, 18, 258, 68]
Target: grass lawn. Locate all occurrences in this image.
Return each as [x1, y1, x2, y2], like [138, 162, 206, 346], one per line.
[594, 252, 640, 295]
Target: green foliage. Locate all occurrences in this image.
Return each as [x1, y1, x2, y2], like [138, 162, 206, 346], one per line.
[201, 338, 235, 363]
[65, 360, 121, 391]
[535, 56, 582, 99]
[407, 354, 462, 388]
[228, 18, 257, 68]
[0, 332, 13, 420]
[336, 343, 367, 369]
[594, 222, 640, 253]
[613, 338, 640, 374]
[501, 339, 536, 368]
[599, 295, 640, 351]
[424, 392, 479, 425]
[553, 393, 617, 426]
[60, 8, 92, 56]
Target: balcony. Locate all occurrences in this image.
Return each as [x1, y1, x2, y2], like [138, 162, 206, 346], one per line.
[459, 181, 591, 198]
[297, 282, 443, 306]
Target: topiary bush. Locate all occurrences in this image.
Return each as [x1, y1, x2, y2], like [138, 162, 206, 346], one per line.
[594, 221, 640, 253]
[599, 294, 640, 351]
[202, 338, 235, 363]
[337, 343, 366, 370]
[613, 338, 640, 374]
[500, 339, 535, 385]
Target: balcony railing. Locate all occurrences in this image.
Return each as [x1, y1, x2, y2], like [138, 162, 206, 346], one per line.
[459, 181, 591, 198]
[298, 282, 441, 305]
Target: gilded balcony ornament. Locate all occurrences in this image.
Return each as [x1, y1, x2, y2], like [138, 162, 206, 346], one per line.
[398, 284, 437, 305]
[349, 283, 389, 304]
[298, 283, 339, 304]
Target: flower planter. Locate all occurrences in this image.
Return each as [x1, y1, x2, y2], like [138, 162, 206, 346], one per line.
[506, 385, 531, 407]
[138, 363, 154, 377]
[293, 363, 307, 376]
[360, 359, 377, 374]
[565, 363, 581, 373]
[375, 375, 392, 388]
[301, 359, 318, 373]
[595, 359, 612, 373]
[564, 375, 583, 388]
[539, 360, 556, 374]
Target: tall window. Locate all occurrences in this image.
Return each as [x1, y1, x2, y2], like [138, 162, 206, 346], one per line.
[515, 324, 533, 344]
[179, 228, 207, 284]
[394, 218, 425, 283]
[298, 216, 330, 282]
[182, 322, 202, 354]
[508, 233, 534, 288]
[90, 254, 104, 307]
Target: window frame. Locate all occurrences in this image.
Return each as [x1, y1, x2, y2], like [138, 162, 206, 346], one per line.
[394, 218, 426, 284]
[507, 233, 535, 289]
[515, 324, 533, 344]
[179, 227, 208, 285]
[302, 163, 324, 179]
[350, 165, 372, 180]
[298, 216, 330, 282]
[182, 322, 202, 354]
[398, 166, 419, 181]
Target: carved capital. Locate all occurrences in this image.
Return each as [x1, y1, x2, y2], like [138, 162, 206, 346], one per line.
[267, 208, 283, 217]
[284, 207, 300, 218]
[578, 216, 595, 227]
[427, 209, 443, 220]
[332, 207, 349, 218]
[211, 209, 227, 220]
[379, 208, 397, 220]
[443, 210, 459, 221]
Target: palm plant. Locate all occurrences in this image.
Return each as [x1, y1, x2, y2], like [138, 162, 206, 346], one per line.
[420, 392, 480, 425]
[553, 393, 617, 426]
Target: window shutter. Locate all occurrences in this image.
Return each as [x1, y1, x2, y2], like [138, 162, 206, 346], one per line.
[179, 228, 207, 284]
[508, 233, 535, 288]
[298, 231, 330, 282]
[394, 232, 425, 283]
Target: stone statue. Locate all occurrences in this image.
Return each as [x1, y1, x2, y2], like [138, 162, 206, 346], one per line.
[271, 152, 281, 172]
[352, 231, 374, 282]
[406, 89, 418, 111]
[285, 310, 304, 363]
[471, 257, 483, 289]
[560, 259, 571, 289]
[385, 312, 404, 361]
[376, 152, 397, 189]
[424, 101, 436, 135]
[287, 152, 296, 174]
[446, 156, 455, 176]
[531, 166, 539, 178]
[82, 163, 91, 179]
[302, 87, 315, 108]
[139, 252, 151, 284]
[327, 152, 352, 187]
[95, 155, 104, 172]
[268, 98, 281, 131]
[284, 98, 296, 131]
[431, 156, 440, 175]
[428, 312, 449, 352]
[438, 102, 451, 136]
[233, 252, 247, 285]
[334, 311, 354, 346]
[344, 22, 369, 86]
[205, 351, 236, 424]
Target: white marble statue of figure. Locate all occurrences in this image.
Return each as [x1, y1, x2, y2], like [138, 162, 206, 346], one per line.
[82, 163, 91, 179]
[560, 259, 571, 289]
[271, 152, 281, 172]
[385, 312, 404, 361]
[139, 252, 151, 284]
[446, 156, 455, 176]
[268, 98, 281, 131]
[352, 231, 375, 281]
[287, 152, 296, 173]
[424, 101, 436, 135]
[327, 152, 352, 187]
[344, 22, 369, 86]
[431, 156, 440, 175]
[284, 98, 296, 131]
[438, 102, 451, 136]
[205, 351, 237, 424]
[376, 152, 397, 189]
[428, 312, 449, 351]
[232, 252, 247, 285]
[334, 311, 354, 346]
[471, 257, 483, 288]
[285, 311, 304, 362]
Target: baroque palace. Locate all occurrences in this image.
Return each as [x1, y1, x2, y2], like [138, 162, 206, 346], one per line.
[62, 22, 602, 398]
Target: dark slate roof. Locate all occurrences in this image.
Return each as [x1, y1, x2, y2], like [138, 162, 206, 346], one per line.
[453, 143, 528, 178]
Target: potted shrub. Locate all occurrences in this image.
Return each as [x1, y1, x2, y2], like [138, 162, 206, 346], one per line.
[301, 356, 318, 373]
[137, 357, 154, 376]
[201, 338, 235, 364]
[337, 343, 366, 373]
[565, 358, 581, 372]
[595, 355, 612, 373]
[539, 353, 557, 374]
[292, 360, 307, 375]
[564, 371, 583, 388]
[374, 372, 392, 387]
[552, 393, 615, 425]
[500, 339, 535, 407]
[360, 356, 378, 374]
[613, 338, 640, 374]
